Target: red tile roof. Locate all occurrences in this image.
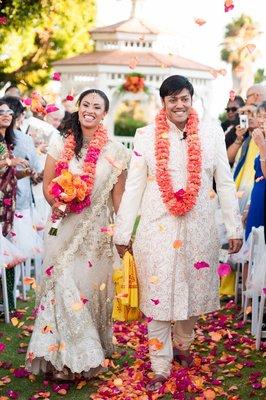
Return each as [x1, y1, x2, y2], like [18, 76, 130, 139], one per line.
[91, 17, 158, 35]
[53, 50, 211, 72]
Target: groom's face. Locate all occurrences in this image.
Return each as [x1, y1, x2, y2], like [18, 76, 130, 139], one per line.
[162, 88, 192, 129]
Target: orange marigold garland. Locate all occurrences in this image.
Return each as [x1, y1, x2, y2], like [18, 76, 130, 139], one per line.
[155, 108, 202, 216]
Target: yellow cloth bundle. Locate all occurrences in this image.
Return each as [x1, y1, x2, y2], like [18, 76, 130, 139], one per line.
[112, 251, 140, 321]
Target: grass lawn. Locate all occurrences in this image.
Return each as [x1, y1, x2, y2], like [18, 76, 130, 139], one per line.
[0, 295, 265, 400]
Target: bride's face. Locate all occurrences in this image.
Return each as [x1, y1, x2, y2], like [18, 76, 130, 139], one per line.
[78, 93, 106, 130]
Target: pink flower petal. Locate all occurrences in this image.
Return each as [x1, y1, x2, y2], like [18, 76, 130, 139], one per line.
[0, 342, 6, 352]
[52, 72, 61, 81]
[45, 265, 54, 277]
[194, 260, 210, 270]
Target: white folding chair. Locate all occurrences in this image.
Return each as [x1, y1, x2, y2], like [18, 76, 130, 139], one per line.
[243, 227, 266, 337]
[0, 266, 10, 323]
[256, 288, 266, 350]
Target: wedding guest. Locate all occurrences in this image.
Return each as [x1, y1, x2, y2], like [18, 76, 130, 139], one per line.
[0, 99, 31, 309]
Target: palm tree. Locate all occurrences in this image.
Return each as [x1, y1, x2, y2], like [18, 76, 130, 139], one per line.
[221, 14, 260, 96]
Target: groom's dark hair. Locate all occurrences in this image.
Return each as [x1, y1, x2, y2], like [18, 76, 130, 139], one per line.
[160, 75, 194, 99]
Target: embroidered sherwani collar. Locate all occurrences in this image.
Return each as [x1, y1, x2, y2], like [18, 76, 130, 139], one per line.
[166, 118, 185, 138]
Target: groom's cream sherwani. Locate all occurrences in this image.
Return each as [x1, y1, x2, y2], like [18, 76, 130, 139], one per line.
[114, 118, 242, 321]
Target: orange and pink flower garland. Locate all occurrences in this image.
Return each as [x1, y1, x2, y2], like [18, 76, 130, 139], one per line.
[155, 108, 202, 216]
[49, 125, 108, 214]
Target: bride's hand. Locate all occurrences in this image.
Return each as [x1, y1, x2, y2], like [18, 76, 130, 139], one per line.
[51, 202, 67, 221]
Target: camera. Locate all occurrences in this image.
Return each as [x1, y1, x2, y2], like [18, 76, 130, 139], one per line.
[239, 114, 249, 129]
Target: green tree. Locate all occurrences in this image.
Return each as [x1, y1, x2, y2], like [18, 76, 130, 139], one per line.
[221, 14, 260, 96]
[0, 0, 95, 90]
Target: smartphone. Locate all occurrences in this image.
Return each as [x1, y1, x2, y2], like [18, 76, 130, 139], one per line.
[239, 114, 249, 129]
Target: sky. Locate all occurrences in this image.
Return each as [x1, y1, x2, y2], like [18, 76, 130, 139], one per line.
[97, 0, 266, 117]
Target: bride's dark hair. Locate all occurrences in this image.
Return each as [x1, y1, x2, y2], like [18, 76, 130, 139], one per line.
[62, 89, 109, 158]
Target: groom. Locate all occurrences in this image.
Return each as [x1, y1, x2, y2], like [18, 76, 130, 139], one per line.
[114, 75, 242, 390]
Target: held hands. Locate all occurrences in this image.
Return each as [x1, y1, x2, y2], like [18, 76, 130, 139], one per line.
[228, 238, 243, 254]
[51, 202, 68, 221]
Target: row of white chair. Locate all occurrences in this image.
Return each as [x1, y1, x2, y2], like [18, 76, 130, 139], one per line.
[242, 227, 266, 350]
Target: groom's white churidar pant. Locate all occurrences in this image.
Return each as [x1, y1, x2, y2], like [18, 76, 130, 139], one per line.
[148, 317, 198, 377]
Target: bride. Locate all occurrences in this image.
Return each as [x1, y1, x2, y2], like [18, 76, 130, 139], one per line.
[26, 89, 129, 380]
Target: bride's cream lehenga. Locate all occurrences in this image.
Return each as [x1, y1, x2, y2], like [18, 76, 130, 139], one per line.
[26, 132, 129, 377]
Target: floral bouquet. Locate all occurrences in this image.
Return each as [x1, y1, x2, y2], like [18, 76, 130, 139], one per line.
[48, 125, 108, 236]
[48, 170, 91, 235]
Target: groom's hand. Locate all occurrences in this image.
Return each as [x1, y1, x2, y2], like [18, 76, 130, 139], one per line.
[116, 243, 132, 258]
[228, 238, 243, 254]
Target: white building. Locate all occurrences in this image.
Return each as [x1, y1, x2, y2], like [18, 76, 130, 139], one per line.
[53, 0, 213, 138]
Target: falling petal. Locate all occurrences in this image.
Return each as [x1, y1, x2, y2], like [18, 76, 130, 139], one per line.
[52, 71, 61, 81]
[173, 240, 183, 249]
[224, 0, 234, 12]
[194, 18, 206, 26]
[148, 338, 164, 351]
[71, 302, 83, 311]
[149, 275, 159, 284]
[129, 57, 139, 69]
[133, 150, 142, 156]
[45, 265, 54, 277]
[245, 43, 256, 54]
[208, 189, 216, 199]
[23, 277, 36, 289]
[236, 191, 245, 199]
[87, 260, 93, 268]
[194, 261, 210, 270]
[41, 325, 53, 334]
[158, 224, 166, 232]
[151, 298, 160, 305]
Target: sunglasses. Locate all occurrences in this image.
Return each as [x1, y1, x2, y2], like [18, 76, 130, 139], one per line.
[0, 109, 14, 116]
[225, 107, 238, 112]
